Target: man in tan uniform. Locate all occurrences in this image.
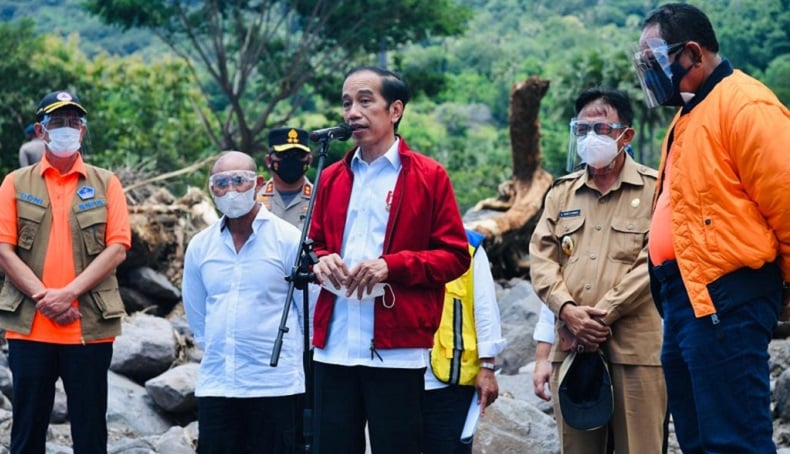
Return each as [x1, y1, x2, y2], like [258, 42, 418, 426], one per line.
[257, 127, 313, 231]
[530, 87, 665, 454]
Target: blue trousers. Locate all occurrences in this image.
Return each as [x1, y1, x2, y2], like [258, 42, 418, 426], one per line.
[422, 385, 475, 454]
[654, 261, 780, 453]
[313, 362, 424, 454]
[7, 340, 113, 454]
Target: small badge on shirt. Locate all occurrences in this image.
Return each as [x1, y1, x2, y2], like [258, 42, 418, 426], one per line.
[385, 190, 393, 212]
[558, 209, 581, 218]
[631, 198, 640, 208]
[77, 185, 95, 200]
[561, 236, 575, 256]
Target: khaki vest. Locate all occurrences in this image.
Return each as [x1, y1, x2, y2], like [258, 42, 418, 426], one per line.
[430, 230, 484, 386]
[0, 163, 125, 341]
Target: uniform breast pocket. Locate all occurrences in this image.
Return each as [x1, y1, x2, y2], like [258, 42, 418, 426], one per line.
[608, 217, 649, 263]
[16, 200, 48, 251]
[74, 203, 108, 256]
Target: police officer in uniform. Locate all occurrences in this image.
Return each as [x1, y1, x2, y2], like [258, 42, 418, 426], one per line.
[258, 127, 313, 230]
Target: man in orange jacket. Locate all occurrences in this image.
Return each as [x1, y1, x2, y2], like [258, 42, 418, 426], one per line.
[634, 4, 790, 452]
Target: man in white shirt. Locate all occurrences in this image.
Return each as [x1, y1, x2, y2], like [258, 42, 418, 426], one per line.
[182, 151, 305, 454]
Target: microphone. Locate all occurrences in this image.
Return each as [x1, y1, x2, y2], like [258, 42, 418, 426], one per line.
[310, 123, 352, 142]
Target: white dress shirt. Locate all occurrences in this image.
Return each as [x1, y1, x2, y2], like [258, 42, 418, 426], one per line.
[424, 246, 508, 390]
[182, 206, 308, 397]
[533, 303, 556, 344]
[313, 138, 427, 369]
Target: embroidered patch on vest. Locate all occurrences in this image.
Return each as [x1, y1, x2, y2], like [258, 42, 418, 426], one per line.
[18, 192, 44, 206]
[77, 185, 95, 200]
[77, 199, 105, 212]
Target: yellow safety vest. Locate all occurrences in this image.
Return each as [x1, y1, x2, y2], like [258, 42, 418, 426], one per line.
[430, 230, 484, 386]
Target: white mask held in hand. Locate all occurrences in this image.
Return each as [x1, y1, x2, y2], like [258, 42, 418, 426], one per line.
[576, 132, 623, 169]
[212, 187, 256, 218]
[321, 281, 396, 307]
[45, 127, 82, 157]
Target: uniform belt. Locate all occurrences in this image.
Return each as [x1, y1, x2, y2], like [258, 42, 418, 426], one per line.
[652, 260, 680, 282]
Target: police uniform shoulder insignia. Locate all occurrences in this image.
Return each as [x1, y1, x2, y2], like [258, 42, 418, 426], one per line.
[263, 180, 275, 195]
[77, 185, 95, 200]
[302, 182, 312, 198]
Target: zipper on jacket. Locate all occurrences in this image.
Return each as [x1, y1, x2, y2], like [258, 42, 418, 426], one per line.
[370, 339, 383, 362]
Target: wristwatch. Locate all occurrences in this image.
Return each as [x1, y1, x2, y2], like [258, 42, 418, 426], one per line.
[480, 362, 496, 371]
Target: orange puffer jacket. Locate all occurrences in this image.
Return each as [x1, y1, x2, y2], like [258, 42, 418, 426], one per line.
[656, 69, 790, 317]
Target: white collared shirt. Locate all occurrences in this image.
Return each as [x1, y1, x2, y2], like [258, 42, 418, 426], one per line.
[533, 303, 556, 344]
[313, 138, 427, 369]
[182, 206, 310, 397]
[424, 246, 508, 389]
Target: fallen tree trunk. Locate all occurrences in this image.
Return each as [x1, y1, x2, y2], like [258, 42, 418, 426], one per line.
[464, 76, 554, 279]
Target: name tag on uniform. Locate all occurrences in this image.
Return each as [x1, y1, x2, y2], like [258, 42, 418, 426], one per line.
[559, 209, 581, 218]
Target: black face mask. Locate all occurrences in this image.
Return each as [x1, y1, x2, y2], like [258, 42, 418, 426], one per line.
[270, 155, 308, 184]
[644, 50, 691, 106]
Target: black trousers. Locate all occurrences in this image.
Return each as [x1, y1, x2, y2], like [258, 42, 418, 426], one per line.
[197, 395, 297, 454]
[422, 385, 476, 454]
[313, 362, 425, 454]
[8, 339, 113, 454]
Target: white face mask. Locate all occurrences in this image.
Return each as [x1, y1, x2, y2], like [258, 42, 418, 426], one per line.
[212, 187, 257, 219]
[44, 127, 82, 157]
[576, 131, 624, 169]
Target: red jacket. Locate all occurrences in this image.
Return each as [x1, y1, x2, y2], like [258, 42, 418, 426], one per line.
[310, 137, 470, 349]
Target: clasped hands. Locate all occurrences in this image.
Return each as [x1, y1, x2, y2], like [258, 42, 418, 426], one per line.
[313, 253, 388, 300]
[558, 304, 611, 352]
[33, 287, 81, 325]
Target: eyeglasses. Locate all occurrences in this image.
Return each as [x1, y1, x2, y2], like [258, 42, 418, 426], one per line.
[209, 171, 257, 190]
[570, 121, 626, 137]
[42, 115, 86, 129]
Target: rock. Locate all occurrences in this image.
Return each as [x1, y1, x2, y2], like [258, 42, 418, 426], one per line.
[111, 313, 178, 383]
[107, 371, 173, 437]
[474, 396, 559, 453]
[496, 279, 541, 375]
[145, 364, 199, 414]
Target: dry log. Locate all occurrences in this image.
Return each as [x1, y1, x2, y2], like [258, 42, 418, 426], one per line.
[464, 76, 554, 279]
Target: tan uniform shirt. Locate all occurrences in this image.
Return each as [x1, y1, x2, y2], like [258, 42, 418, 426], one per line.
[530, 156, 661, 365]
[256, 178, 312, 231]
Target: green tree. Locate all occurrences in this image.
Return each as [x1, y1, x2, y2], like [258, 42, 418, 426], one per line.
[83, 0, 471, 158]
[0, 20, 83, 176]
[762, 54, 790, 107]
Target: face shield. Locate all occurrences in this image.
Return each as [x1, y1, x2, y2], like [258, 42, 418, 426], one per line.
[566, 118, 627, 172]
[632, 39, 687, 108]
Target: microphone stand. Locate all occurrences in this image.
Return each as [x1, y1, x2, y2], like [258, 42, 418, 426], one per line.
[270, 134, 336, 454]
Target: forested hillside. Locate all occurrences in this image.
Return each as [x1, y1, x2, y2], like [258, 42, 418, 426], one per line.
[1, 0, 787, 210]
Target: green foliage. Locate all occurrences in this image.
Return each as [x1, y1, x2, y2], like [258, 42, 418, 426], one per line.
[0, 21, 82, 176]
[761, 54, 790, 107]
[1, 0, 787, 205]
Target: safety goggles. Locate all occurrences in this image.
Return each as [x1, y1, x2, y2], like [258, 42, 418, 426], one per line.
[41, 114, 86, 129]
[569, 120, 626, 137]
[209, 170, 257, 190]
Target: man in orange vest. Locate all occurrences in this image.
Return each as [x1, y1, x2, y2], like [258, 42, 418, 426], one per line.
[0, 90, 131, 453]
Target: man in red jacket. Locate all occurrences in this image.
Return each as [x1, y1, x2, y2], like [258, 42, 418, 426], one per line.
[309, 66, 470, 454]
